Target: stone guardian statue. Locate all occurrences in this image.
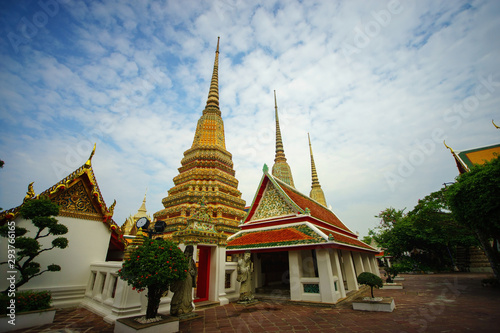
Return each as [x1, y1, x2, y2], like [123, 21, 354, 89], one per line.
[170, 245, 197, 317]
[236, 251, 254, 303]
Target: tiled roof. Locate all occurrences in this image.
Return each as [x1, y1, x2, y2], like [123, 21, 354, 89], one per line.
[227, 224, 326, 250]
[317, 227, 375, 250]
[457, 144, 500, 170]
[273, 176, 353, 234]
[0, 159, 124, 247]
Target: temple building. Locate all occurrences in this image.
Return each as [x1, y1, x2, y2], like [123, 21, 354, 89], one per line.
[223, 97, 379, 303]
[0, 146, 125, 308]
[444, 123, 499, 273]
[152, 37, 247, 305]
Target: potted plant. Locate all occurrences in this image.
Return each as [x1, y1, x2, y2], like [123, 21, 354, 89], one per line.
[115, 237, 189, 332]
[0, 198, 67, 331]
[352, 272, 395, 312]
[0, 290, 55, 332]
[383, 265, 403, 289]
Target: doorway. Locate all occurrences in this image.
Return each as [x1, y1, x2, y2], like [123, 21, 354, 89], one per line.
[194, 246, 211, 303]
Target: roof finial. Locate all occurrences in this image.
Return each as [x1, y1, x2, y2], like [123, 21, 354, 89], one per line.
[204, 37, 220, 111]
[443, 140, 454, 153]
[24, 182, 35, 202]
[493, 119, 499, 129]
[84, 143, 96, 168]
[308, 134, 327, 207]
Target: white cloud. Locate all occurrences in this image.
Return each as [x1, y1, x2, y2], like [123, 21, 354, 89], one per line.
[1, 0, 499, 237]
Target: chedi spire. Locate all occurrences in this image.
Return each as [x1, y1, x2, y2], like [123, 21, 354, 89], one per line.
[271, 90, 295, 188]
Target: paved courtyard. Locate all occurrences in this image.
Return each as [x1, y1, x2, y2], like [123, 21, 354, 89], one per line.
[11, 272, 500, 332]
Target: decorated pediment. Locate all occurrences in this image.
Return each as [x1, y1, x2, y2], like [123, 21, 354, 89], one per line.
[52, 179, 102, 221]
[251, 182, 296, 221]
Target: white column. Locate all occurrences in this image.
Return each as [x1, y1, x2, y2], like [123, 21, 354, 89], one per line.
[352, 252, 365, 275]
[288, 250, 301, 301]
[217, 246, 229, 305]
[316, 248, 336, 303]
[341, 250, 359, 291]
[362, 254, 374, 274]
[328, 249, 346, 300]
[371, 256, 380, 277]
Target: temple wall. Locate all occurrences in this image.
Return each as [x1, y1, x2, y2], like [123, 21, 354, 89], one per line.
[0, 215, 111, 307]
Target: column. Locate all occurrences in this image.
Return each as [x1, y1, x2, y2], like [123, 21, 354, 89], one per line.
[328, 249, 346, 300]
[316, 248, 337, 303]
[352, 252, 365, 275]
[341, 250, 359, 291]
[288, 250, 301, 301]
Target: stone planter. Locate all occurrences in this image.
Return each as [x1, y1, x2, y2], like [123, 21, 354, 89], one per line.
[115, 314, 179, 333]
[352, 297, 395, 312]
[383, 282, 403, 289]
[0, 308, 56, 332]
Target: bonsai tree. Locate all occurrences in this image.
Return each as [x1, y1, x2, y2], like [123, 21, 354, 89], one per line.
[357, 272, 383, 298]
[0, 197, 68, 293]
[118, 237, 189, 319]
[384, 266, 399, 283]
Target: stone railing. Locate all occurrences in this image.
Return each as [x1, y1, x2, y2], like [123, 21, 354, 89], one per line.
[81, 261, 172, 323]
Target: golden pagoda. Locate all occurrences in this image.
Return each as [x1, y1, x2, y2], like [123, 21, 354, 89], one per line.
[121, 191, 150, 236]
[154, 38, 246, 238]
[271, 90, 295, 187]
[308, 133, 327, 207]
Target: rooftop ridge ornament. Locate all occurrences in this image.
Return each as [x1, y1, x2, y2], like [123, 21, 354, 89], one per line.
[84, 143, 96, 168]
[204, 36, 220, 112]
[23, 182, 35, 202]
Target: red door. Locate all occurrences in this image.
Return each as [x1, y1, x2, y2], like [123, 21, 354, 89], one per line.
[194, 246, 211, 303]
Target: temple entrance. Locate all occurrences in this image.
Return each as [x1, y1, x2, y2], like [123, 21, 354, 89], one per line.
[256, 251, 290, 297]
[194, 246, 211, 303]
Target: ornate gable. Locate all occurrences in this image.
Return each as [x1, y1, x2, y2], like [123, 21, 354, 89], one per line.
[52, 179, 101, 221]
[251, 182, 296, 221]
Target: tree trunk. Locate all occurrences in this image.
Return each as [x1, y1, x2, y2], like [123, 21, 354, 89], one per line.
[145, 286, 164, 319]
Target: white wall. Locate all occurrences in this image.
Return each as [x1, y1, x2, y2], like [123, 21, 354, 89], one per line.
[1, 215, 112, 307]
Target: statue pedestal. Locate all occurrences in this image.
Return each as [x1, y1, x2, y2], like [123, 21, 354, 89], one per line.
[237, 299, 259, 306]
[114, 315, 179, 333]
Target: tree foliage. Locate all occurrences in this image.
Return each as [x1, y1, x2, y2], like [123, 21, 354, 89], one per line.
[0, 198, 68, 293]
[357, 272, 383, 298]
[118, 237, 188, 319]
[446, 155, 500, 282]
[370, 189, 477, 271]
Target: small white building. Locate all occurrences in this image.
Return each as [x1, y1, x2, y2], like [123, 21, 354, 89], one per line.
[0, 148, 125, 308]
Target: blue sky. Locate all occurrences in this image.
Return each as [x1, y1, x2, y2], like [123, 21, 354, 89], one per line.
[1, 0, 499, 236]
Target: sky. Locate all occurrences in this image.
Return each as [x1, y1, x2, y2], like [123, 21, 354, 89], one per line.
[0, 0, 499, 237]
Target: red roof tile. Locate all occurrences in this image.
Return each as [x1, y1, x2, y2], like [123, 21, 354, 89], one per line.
[277, 180, 353, 234]
[228, 225, 325, 249]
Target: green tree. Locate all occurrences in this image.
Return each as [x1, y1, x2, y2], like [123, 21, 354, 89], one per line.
[0, 198, 68, 293]
[371, 189, 477, 271]
[357, 272, 383, 298]
[446, 156, 500, 282]
[118, 237, 188, 319]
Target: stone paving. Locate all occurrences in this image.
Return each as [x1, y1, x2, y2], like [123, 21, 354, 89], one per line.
[10, 272, 500, 332]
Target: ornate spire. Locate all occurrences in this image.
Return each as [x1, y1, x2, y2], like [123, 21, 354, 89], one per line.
[204, 36, 220, 113]
[155, 37, 246, 238]
[271, 90, 295, 187]
[134, 190, 148, 220]
[308, 133, 327, 207]
[191, 37, 226, 148]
